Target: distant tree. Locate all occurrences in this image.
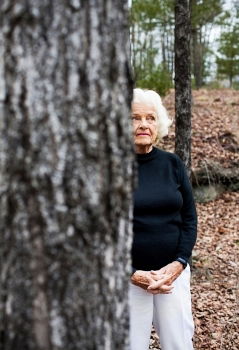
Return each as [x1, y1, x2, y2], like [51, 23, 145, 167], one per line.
[216, 24, 239, 87]
[190, 0, 224, 88]
[175, 0, 192, 174]
[0, 1, 134, 349]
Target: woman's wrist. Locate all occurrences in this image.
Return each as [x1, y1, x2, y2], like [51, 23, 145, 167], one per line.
[175, 257, 187, 269]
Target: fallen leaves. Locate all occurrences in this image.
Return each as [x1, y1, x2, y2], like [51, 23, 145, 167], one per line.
[163, 88, 239, 170]
[149, 89, 239, 349]
[191, 191, 238, 350]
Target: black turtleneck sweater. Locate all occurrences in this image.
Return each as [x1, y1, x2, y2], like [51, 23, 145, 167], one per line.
[132, 147, 197, 271]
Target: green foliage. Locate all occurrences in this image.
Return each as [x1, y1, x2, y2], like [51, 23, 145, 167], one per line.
[204, 80, 223, 89]
[130, 0, 174, 95]
[191, 0, 224, 28]
[135, 65, 173, 96]
[232, 81, 239, 90]
[130, 0, 174, 27]
[216, 23, 239, 86]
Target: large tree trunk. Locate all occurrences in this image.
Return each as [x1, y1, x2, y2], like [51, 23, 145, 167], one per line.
[0, 1, 134, 349]
[174, 0, 192, 176]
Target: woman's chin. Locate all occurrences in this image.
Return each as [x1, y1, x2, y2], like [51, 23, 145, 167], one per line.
[134, 137, 152, 146]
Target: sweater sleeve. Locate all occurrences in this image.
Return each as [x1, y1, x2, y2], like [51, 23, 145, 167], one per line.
[175, 156, 197, 262]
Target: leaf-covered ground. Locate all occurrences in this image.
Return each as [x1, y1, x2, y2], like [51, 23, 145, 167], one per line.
[149, 89, 239, 349]
[191, 191, 238, 350]
[163, 88, 239, 169]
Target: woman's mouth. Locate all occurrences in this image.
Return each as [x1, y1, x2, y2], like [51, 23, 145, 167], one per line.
[136, 133, 150, 136]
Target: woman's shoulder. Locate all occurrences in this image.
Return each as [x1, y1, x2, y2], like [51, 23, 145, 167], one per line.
[156, 148, 181, 163]
[155, 148, 186, 177]
[155, 149, 189, 185]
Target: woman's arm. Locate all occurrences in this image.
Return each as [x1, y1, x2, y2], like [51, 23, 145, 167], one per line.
[175, 156, 197, 264]
[131, 270, 173, 294]
[147, 157, 197, 292]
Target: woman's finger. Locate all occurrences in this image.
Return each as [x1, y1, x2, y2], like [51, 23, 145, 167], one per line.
[151, 269, 166, 275]
[148, 281, 173, 291]
[150, 270, 172, 278]
[148, 275, 172, 289]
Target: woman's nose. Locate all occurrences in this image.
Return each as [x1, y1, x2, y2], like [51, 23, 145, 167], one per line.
[139, 118, 148, 127]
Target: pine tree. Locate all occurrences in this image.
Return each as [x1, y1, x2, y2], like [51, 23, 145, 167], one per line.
[217, 24, 239, 87]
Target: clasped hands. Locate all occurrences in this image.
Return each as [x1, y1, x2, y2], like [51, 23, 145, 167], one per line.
[131, 261, 184, 294]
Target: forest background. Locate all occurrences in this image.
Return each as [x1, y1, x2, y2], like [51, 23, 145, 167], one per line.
[130, 0, 239, 94]
[129, 0, 238, 349]
[0, 1, 238, 349]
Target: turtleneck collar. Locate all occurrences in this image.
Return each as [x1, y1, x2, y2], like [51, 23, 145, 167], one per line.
[136, 146, 158, 162]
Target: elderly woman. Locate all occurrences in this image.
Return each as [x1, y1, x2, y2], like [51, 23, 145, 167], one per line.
[130, 88, 197, 350]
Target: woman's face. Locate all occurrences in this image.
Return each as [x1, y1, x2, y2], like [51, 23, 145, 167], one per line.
[131, 102, 158, 151]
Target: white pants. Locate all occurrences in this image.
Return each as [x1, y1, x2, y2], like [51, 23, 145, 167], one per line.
[129, 265, 194, 350]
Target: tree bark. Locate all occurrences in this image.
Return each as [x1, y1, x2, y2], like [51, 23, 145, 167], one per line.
[0, 1, 134, 349]
[174, 0, 192, 176]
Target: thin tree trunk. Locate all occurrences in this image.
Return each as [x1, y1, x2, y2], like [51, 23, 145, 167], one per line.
[192, 28, 203, 88]
[174, 0, 192, 176]
[162, 31, 167, 66]
[0, 1, 134, 349]
[190, 0, 204, 89]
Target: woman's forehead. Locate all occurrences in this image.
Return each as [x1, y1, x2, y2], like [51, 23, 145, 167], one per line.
[132, 102, 157, 114]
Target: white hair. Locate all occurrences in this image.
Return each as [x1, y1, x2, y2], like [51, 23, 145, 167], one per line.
[132, 88, 172, 141]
